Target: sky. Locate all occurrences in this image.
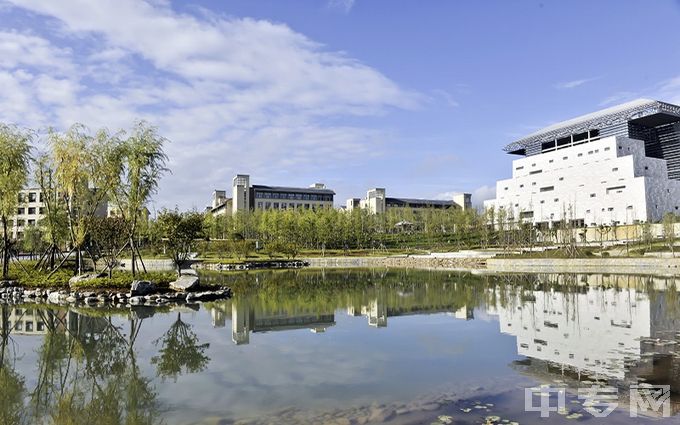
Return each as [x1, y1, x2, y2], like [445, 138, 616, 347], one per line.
[2, 0, 680, 212]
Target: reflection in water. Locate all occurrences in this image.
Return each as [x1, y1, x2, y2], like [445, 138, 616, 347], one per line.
[2, 270, 680, 423]
[0, 303, 210, 425]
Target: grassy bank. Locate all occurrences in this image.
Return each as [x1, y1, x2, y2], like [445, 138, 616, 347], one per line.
[4, 262, 176, 290]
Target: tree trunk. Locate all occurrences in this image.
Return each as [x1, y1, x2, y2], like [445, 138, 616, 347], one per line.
[1, 216, 9, 280]
[130, 236, 137, 277]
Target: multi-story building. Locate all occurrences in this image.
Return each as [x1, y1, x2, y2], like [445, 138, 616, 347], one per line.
[484, 99, 680, 227]
[346, 188, 471, 214]
[11, 188, 45, 240]
[207, 190, 232, 216]
[232, 174, 334, 213]
[208, 174, 335, 216]
[11, 188, 110, 240]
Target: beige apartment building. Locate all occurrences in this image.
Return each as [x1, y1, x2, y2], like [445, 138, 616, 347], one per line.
[10, 188, 111, 240]
[346, 188, 472, 214]
[208, 174, 335, 216]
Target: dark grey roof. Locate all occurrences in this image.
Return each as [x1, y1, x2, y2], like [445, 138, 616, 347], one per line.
[504, 99, 680, 153]
[252, 184, 335, 195]
[386, 197, 454, 206]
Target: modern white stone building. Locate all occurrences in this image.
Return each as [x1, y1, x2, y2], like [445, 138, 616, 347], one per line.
[346, 188, 471, 214]
[485, 99, 680, 227]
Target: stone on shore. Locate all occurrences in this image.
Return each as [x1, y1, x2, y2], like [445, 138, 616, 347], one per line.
[131, 280, 156, 296]
[68, 273, 103, 287]
[170, 275, 200, 292]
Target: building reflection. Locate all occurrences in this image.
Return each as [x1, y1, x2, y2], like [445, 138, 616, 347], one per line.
[490, 274, 680, 415]
[230, 298, 336, 345]
[0, 306, 108, 339]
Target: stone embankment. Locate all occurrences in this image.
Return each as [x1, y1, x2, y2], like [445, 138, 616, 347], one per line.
[196, 260, 308, 271]
[485, 257, 680, 275]
[303, 255, 487, 270]
[0, 280, 231, 308]
[303, 253, 680, 276]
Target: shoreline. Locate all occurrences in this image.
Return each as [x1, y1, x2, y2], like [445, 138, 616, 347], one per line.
[302, 255, 680, 276]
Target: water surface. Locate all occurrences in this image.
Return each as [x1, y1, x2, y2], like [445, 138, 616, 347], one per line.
[2, 269, 680, 424]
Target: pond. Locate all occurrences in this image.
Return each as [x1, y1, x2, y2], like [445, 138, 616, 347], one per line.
[2, 269, 680, 424]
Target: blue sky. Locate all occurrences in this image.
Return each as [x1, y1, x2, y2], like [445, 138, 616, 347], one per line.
[2, 0, 680, 211]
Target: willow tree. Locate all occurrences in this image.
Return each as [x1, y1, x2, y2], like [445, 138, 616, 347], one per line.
[0, 124, 32, 280]
[33, 153, 69, 270]
[50, 124, 123, 275]
[114, 121, 168, 276]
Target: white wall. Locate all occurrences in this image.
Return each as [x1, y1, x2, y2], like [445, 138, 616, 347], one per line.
[485, 136, 680, 226]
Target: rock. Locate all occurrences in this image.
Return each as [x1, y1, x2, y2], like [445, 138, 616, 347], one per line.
[47, 291, 63, 304]
[66, 296, 77, 303]
[180, 268, 198, 276]
[129, 296, 145, 305]
[368, 408, 395, 423]
[85, 296, 99, 305]
[420, 403, 440, 411]
[68, 273, 102, 287]
[131, 280, 156, 296]
[170, 275, 200, 292]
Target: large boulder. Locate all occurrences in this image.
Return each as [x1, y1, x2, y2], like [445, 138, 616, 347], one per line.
[180, 268, 198, 276]
[68, 273, 102, 287]
[170, 275, 200, 292]
[130, 280, 156, 296]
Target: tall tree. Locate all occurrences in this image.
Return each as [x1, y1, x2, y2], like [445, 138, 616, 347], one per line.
[156, 210, 204, 276]
[115, 121, 168, 276]
[0, 124, 32, 280]
[50, 124, 122, 275]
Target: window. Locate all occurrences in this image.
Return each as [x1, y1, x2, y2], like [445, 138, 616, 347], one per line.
[539, 186, 554, 192]
[39, 207, 45, 214]
[644, 166, 649, 170]
[516, 166, 524, 170]
[563, 156, 568, 160]
[28, 207, 35, 214]
[28, 219, 35, 226]
[604, 147, 610, 151]
[519, 184, 524, 188]
[612, 168, 618, 172]
[273, 202, 279, 209]
[559, 177, 564, 181]
[17, 208, 25, 215]
[608, 207, 614, 212]
[578, 153, 583, 157]
[504, 187, 508, 191]
[529, 170, 542, 175]
[554, 198, 559, 202]
[590, 193, 596, 198]
[549, 159, 554, 163]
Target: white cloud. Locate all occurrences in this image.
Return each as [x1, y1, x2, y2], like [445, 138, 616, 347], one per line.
[431, 89, 459, 108]
[1, 0, 419, 209]
[554, 77, 599, 90]
[599, 91, 637, 106]
[658, 75, 680, 104]
[436, 185, 495, 208]
[327, 0, 356, 13]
